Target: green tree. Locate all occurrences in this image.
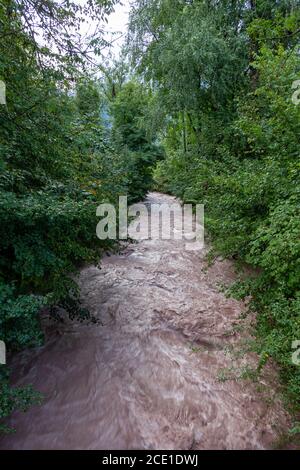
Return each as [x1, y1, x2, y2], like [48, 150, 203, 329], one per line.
[111, 80, 164, 201]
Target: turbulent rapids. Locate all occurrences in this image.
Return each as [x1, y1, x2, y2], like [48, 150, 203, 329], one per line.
[0, 193, 290, 450]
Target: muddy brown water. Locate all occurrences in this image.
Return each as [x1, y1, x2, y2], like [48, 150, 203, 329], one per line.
[0, 193, 290, 449]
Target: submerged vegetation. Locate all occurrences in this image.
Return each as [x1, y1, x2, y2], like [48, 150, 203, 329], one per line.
[0, 0, 300, 431]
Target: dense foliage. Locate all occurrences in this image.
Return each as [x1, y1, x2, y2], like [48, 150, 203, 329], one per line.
[128, 0, 300, 410]
[0, 0, 160, 430]
[111, 80, 164, 200]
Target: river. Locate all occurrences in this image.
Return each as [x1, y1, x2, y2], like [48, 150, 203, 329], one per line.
[0, 193, 290, 449]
